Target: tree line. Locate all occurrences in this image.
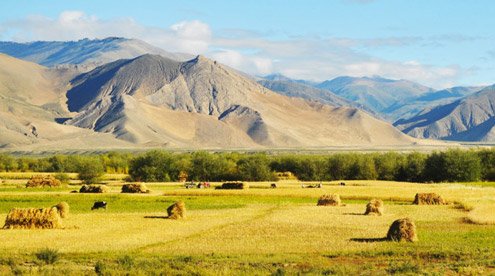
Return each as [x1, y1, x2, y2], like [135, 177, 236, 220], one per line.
[0, 149, 494, 183]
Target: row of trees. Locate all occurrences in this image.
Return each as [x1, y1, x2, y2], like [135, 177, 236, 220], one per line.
[1, 149, 494, 183]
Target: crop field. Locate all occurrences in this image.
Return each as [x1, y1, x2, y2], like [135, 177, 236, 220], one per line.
[0, 176, 494, 275]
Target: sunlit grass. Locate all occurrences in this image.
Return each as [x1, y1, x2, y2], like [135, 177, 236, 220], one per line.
[0, 180, 494, 274]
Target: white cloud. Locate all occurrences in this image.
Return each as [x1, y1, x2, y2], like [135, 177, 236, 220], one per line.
[3, 11, 211, 54]
[0, 10, 463, 88]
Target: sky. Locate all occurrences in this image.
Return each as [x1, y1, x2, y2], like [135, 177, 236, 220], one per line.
[0, 0, 494, 89]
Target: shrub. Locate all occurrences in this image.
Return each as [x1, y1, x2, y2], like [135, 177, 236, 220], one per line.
[117, 255, 134, 269]
[35, 248, 59, 264]
[54, 173, 71, 185]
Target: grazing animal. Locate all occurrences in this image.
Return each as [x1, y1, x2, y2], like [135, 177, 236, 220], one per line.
[340, 182, 346, 186]
[271, 183, 277, 188]
[185, 182, 195, 189]
[91, 201, 107, 210]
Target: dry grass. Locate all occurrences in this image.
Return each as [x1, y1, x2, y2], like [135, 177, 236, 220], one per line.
[3, 207, 62, 229]
[465, 205, 495, 225]
[386, 217, 417, 242]
[317, 194, 341, 206]
[121, 183, 150, 193]
[79, 185, 109, 193]
[364, 199, 384, 216]
[0, 180, 492, 259]
[413, 193, 445, 205]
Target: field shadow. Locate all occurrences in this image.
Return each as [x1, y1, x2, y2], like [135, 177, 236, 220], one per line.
[144, 215, 168, 219]
[343, 212, 365, 216]
[350, 237, 388, 243]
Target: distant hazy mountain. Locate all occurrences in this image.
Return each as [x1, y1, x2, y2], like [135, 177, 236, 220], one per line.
[385, 86, 484, 121]
[64, 54, 417, 147]
[316, 76, 434, 115]
[262, 73, 318, 86]
[394, 85, 495, 141]
[258, 75, 350, 106]
[0, 37, 191, 69]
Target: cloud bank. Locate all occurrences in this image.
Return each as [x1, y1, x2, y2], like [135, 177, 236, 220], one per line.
[0, 11, 462, 88]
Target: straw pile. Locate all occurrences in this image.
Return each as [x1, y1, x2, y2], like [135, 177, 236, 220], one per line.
[53, 202, 69, 218]
[317, 194, 341, 206]
[121, 183, 150, 193]
[3, 207, 62, 229]
[79, 184, 109, 193]
[167, 201, 186, 219]
[217, 182, 248, 189]
[386, 218, 418, 242]
[364, 199, 384, 215]
[26, 175, 61, 188]
[413, 193, 445, 205]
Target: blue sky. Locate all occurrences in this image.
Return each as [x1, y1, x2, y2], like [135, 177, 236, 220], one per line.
[1, 0, 494, 88]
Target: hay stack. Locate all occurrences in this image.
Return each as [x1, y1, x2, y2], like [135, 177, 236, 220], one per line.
[26, 175, 61, 188]
[167, 201, 186, 219]
[413, 193, 445, 205]
[317, 194, 341, 206]
[121, 183, 150, 193]
[364, 199, 384, 216]
[79, 184, 109, 193]
[386, 218, 417, 242]
[3, 207, 62, 229]
[217, 182, 248, 189]
[53, 202, 69, 218]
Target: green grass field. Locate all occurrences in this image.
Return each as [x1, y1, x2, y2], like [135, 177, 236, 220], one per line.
[0, 177, 494, 275]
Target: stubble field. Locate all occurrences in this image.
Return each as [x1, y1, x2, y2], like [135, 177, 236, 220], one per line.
[0, 175, 494, 275]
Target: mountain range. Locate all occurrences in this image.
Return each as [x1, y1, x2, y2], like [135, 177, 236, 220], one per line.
[0, 37, 191, 71]
[0, 37, 492, 148]
[394, 85, 495, 141]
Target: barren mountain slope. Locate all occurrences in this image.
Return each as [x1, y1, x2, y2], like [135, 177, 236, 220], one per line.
[0, 54, 133, 149]
[385, 86, 484, 121]
[394, 85, 495, 141]
[65, 54, 419, 147]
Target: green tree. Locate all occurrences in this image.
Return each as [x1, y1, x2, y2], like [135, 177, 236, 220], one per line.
[396, 152, 427, 182]
[237, 154, 275, 181]
[128, 151, 175, 182]
[443, 149, 481, 182]
[76, 158, 105, 184]
[374, 152, 404, 181]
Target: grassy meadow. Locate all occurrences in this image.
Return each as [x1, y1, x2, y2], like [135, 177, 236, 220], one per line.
[0, 174, 494, 275]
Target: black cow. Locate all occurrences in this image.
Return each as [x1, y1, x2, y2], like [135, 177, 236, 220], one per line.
[91, 201, 107, 210]
[340, 182, 346, 186]
[271, 183, 277, 188]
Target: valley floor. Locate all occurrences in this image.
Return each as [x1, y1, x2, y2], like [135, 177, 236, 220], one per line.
[0, 179, 494, 275]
